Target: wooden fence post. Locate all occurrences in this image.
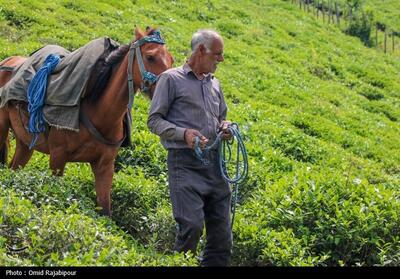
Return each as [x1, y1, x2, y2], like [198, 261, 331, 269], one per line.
[384, 29, 387, 53]
[329, 1, 333, 24]
[335, 2, 340, 26]
[392, 31, 395, 52]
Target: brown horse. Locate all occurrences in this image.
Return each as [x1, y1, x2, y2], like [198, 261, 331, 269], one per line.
[0, 27, 174, 216]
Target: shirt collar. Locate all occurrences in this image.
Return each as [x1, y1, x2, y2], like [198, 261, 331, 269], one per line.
[183, 63, 213, 80]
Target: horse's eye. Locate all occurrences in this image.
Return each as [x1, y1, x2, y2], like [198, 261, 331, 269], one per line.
[146, 55, 156, 63]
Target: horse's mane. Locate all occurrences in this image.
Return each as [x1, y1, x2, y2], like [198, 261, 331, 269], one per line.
[87, 28, 158, 104]
[87, 44, 129, 104]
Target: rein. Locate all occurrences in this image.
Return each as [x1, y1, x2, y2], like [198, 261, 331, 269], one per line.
[194, 123, 249, 228]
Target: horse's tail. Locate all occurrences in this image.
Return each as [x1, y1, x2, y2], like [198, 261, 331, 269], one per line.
[0, 135, 8, 166]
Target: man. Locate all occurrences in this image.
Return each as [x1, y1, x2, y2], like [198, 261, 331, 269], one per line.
[147, 29, 232, 266]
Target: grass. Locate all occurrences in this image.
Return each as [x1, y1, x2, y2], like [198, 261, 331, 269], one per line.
[0, 0, 399, 266]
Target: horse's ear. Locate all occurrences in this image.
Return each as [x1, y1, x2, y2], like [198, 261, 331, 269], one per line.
[134, 26, 144, 40]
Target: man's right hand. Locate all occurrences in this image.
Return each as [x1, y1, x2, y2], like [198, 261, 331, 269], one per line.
[184, 129, 208, 149]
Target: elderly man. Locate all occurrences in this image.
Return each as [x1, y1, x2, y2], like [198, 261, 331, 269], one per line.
[147, 29, 232, 266]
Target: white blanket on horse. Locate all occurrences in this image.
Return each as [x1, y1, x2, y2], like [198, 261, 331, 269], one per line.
[0, 37, 119, 131]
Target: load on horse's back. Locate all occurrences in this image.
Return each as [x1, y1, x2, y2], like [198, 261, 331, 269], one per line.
[0, 56, 27, 87]
[0, 27, 174, 216]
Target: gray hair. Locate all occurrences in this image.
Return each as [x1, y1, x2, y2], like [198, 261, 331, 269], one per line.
[191, 29, 222, 53]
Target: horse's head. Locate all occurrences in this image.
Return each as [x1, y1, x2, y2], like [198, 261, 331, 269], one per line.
[129, 27, 174, 99]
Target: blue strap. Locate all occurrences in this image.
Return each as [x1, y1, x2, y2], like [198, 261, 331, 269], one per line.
[137, 30, 165, 46]
[27, 54, 60, 149]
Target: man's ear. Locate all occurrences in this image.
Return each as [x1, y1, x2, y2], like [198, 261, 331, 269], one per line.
[198, 44, 207, 55]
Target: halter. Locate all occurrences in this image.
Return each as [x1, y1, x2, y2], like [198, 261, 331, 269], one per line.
[127, 30, 165, 111]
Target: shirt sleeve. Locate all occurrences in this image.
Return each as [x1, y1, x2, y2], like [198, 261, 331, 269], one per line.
[218, 83, 228, 122]
[147, 73, 186, 141]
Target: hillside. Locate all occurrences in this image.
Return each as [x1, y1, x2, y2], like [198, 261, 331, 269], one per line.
[331, 0, 400, 30]
[1, 0, 399, 266]
[365, 0, 400, 30]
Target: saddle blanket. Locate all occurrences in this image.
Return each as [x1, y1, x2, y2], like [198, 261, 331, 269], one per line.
[0, 37, 119, 131]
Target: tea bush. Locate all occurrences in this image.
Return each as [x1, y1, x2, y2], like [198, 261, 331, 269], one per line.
[233, 168, 400, 266]
[0, 186, 195, 266]
[0, 0, 399, 266]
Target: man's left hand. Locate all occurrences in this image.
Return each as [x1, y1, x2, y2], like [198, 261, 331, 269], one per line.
[219, 120, 233, 140]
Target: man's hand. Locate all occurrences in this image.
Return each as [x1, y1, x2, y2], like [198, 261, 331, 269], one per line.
[219, 120, 233, 140]
[184, 129, 209, 149]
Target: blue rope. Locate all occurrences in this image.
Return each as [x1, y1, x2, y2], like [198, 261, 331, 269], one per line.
[27, 54, 60, 149]
[194, 123, 248, 228]
[194, 133, 221, 166]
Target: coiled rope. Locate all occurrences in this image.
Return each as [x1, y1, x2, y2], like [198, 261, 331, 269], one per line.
[194, 123, 248, 227]
[27, 54, 60, 149]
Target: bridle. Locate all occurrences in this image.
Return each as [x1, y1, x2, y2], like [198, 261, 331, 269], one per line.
[127, 30, 165, 111]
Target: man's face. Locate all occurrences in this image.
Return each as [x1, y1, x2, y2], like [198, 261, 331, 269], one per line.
[202, 38, 224, 74]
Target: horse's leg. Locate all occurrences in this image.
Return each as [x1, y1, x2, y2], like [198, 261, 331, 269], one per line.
[49, 147, 67, 176]
[0, 109, 10, 165]
[47, 128, 71, 176]
[9, 138, 33, 170]
[90, 160, 114, 216]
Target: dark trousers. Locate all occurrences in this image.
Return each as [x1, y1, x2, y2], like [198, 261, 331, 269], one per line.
[167, 149, 232, 266]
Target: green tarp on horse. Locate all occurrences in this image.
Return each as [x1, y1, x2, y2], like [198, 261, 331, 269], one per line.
[0, 37, 119, 131]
